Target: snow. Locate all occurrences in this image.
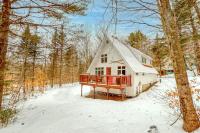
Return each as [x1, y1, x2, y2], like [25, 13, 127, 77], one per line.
[110, 37, 158, 74]
[127, 45, 152, 60]
[1, 77, 200, 133]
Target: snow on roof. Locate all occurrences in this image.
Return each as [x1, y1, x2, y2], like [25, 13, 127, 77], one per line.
[110, 36, 158, 74]
[127, 45, 153, 60]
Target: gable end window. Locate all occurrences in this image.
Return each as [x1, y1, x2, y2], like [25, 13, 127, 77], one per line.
[118, 66, 126, 75]
[101, 54, 107, 63]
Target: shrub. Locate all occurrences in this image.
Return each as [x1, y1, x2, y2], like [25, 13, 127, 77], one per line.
[166, 88, 200, 118]
[0, 108, 16, 126]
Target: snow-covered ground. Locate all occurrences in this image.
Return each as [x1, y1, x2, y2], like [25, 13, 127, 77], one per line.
[0, 77, 200, 133]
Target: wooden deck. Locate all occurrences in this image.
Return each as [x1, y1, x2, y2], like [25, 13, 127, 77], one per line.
[86, 91, 131, 101]
[79, 74, 131, 101]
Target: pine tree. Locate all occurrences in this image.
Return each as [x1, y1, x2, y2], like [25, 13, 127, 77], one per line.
[17, 26, 41, 95]
[29, 33, 41, 93]
[128, 30, 147, 50]
[0, 0, 88, 109]
[64, 45, 78, 83]
[174, 0, 200, 75]
[151, 35, 168, 77]
[18, 25, 32, 95]
[49, 29, 59, 88]
[58, 25, 65, 87]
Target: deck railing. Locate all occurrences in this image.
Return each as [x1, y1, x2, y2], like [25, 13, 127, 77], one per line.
[80, 74, 131, 87]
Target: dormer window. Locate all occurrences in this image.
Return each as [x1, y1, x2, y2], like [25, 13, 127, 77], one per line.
[101, 54, 107, 63]
[142, 57, 146, 64]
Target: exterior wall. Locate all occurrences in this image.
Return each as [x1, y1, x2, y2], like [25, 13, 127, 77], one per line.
[133, 72, 158, 96]
[89, 43, 132, 76]
[87, 42, 158, 97]
[88, 43, 134, 96]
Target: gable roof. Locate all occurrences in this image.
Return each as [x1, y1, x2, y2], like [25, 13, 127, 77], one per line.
[126, 45, 152, 60]
[87, 36, 158, 74]
[110, 36, 158, 74]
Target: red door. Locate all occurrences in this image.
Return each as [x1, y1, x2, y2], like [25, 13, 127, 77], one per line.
[106, 67, 111, 75]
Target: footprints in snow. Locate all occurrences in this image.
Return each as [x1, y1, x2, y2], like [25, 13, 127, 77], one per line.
[147, 125, 158, 133]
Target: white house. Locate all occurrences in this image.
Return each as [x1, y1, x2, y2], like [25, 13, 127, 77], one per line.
[80, 36, 158, 98]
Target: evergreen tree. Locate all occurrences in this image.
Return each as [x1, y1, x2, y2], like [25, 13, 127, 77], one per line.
[58, 25, 65, 87]
[49, 29, 59, 88]
[151, 35, 168, 77]
[128, 30, 147, 50]
[0, 0, 88, 109]
[18, 25, 41, 95]
[64, 45, 78, 83]
[18, 25, 32, 95]
[29, 33, 41, 92]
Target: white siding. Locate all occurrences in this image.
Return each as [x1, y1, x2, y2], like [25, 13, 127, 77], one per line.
[89, 43, 132, 76]
[88, 43, 133, 96]
[133, 72, 158, 95]
[86, 37, 158, 97]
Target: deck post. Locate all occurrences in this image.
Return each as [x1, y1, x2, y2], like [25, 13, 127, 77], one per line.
[81, 84, 83, 96]
[120, 76, 122, 87]
[107, 88, 109, 100]
[93, 86, 96, 99]
[106, 76, 108, 86]
[121, 89, 124, 101]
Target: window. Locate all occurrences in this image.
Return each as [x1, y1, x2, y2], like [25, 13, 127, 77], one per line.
[101, 54, 107, 63]
[118, 66, 126, 75]
[142, 57, 146, 64]
[95, 67, 104, 75]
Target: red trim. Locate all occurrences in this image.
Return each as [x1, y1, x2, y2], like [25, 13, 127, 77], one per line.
[80, 74, 132, 89]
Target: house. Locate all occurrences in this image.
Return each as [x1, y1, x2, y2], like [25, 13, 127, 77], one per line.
[80, 36, 158, 100]
[156, 58, 174, 76]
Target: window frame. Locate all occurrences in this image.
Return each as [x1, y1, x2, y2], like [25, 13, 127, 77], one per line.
[95, 67, 104, 76]
[117, 66, 126, 75]
[101, 54, 107, 63]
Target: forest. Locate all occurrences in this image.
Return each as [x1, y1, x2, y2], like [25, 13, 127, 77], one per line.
[1, 0, 200, 133]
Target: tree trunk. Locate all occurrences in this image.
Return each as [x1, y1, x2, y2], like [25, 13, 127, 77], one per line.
[23, 56, 27, 95]
[157, 0, 200, 132]
[59, 25, 64, 87]
[51, 55, 55, 88]
[59, 48, 63, 87]
[189, 12, 200, 75]
[31, 51, 36, 92]
[43, 45, 47, 90]
[0, 0, 11, 109]
[159, 59, 162, 83]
